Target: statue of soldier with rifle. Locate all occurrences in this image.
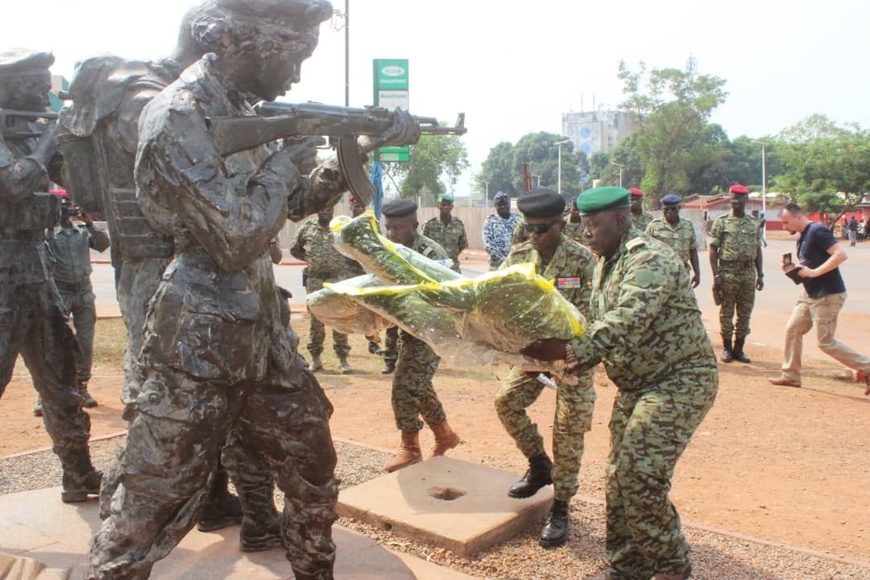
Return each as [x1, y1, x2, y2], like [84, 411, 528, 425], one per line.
[86, 0, 426, 578]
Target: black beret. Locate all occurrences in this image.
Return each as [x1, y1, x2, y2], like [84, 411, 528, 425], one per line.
[517, 187, 565, 218]
[381, 198, 418, 218]
[0, 49, 54, 78]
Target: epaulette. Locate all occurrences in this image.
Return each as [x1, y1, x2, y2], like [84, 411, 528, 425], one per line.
[626, 237, 647, 251]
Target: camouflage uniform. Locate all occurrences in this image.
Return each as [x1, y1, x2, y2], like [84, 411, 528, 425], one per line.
[569, 229, 718, 579]
[495, 235, 596, 502]
[290, 216, 351, 358]
[562, 220, 587, 244]
[630, 211, 654, 232]
[48, 222, 111, 384]
[483, 212, 521, 270]
[708, 214, 761, 340]
[422, 215, 467, 274]
[392, 233, 451, 432]
[0, 123, 100, 501]
[88, 55, 344, 580]
[645, 218, 696, 265]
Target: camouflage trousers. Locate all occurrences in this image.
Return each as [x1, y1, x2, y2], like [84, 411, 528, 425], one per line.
[495, 367, 596, 501]
[88, 356, 338, 580]
[58, 280, 97, 383]
[306, 275, 350, 358]
[383, 325, 399, 364]
[0, 280, 95, 480]
[718, 264, 757, 340]
[605, 366, 718, 580]
[392, 331, 446, 432]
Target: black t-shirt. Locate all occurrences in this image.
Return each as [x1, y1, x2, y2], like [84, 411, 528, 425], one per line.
[797, 222, 846, 298]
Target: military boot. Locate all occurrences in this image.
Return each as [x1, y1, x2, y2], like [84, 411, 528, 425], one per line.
[337, 356, 352, 375]
[197, 469, 243, 532]
[429, 419, 461, 456]
[59, 448, 102, 503]
[385, 431, 422, 472]
[237, 482, 283, 553]
[79, 380, 98, 408]
[733, 338, 751, 363]
[381, 360, 396, 374]
[33, 396, 43, 417]
[508, 453, 553, 498]
[720, 336, 734, 363]
[309, 355, 323, 372]
[653, 564, 692, 579]
[367, 340, 385, 355]
[539, 499, 570, 548]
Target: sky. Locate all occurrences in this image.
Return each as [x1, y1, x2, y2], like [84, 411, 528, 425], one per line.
[6, 0, 870, 198]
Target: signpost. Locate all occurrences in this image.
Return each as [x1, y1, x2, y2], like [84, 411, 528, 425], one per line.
[373, 59, 410, 162]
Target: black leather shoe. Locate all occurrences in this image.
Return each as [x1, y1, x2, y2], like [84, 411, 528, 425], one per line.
[508, 454, 553, 498]
[539, 499, 570, 548]
[381, 361, 396, 374]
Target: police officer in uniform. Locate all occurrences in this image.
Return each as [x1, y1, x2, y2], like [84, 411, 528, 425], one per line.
[380, 198, 462, 472]
[709, 184, 764, 363]
[495, 187, 596, 548]
[0, 48, 102, 504]
[521, 186, 718, 580]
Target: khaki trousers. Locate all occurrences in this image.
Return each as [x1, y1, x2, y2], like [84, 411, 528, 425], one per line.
[781, 291, 870, 382]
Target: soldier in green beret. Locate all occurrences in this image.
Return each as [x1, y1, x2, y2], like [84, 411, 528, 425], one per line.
[521, 186, 718, 580]
[709, 184, 764, 363]
[380, 198, 462, 472]
[495, 187, 596, 548]
[422, 193, 468, 274]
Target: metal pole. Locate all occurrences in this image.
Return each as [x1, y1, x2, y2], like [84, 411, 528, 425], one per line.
[558, 146, 562, 194]
[619, 167, 623, 188]
[761, 143, 767, 215]
[344, 0, 349, 106]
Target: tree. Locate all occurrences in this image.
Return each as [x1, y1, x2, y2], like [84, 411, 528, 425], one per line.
[477, 132, 587, 201]
[618, 58, 728, 202]
[772, 115, 870, 219]
[391, 133, 469, 205]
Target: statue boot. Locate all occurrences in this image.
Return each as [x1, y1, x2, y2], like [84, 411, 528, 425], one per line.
[196, 468, 243, 532]
[429, 419, 461, 456]
[59, 446, 102, 503]
[237, 479, 283, 553]
[385, 431, 422, 472]
[79, 380, 98, 408]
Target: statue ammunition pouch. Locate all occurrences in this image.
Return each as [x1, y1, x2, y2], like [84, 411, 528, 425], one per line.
[58, 129, 107, 215]
[108, 188, 174, 260]
[0, 193, 60, 232]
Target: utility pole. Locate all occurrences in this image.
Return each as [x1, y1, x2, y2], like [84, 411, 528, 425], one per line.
[612, 162, 625, 188]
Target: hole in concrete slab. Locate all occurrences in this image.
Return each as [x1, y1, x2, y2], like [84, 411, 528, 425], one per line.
[381, 521, 393, 531]
[427, 486, 466, 501]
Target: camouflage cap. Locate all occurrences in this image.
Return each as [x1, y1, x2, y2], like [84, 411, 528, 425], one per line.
[517, 187, 565, 218]
[0, 48, 54, 78]
[381, 198, 418, 218]
[576, 186, 631, 216]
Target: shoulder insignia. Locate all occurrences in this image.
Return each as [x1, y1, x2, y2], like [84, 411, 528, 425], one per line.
[626, 237, 647, 251]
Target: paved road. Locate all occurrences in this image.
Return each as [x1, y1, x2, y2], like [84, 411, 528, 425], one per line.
[88, 238, 870, 364]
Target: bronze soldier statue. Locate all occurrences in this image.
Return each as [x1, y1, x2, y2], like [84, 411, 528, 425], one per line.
[58, 2, 282, 550]
[0, 48, 102, 503]
[87, 0, 420, 578]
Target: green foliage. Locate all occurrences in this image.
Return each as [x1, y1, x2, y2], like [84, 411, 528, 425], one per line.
[772, 115, 870, 213]
[618, 59, 728, 202]
[477, 132, 587, 200]
[392, 133, 469, 205]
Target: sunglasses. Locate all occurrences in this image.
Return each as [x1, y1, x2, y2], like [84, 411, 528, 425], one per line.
[522, 220, 560, 234]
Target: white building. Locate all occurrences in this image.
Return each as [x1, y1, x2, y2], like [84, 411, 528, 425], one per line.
[561, 110, 636, 157]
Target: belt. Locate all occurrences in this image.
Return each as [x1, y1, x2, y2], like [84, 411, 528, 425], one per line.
[0, 229, 45, 242]
[55, 279, 90, 293]
[720, 259, 755, 265]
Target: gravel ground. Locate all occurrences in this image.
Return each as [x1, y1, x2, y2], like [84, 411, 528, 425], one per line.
[2, 437, 869, 580]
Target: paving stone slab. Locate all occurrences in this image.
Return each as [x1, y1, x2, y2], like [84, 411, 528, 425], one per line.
[338, 456, 553, 557]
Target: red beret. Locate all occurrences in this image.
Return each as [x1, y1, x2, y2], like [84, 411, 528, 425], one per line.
[628, 187, 643, 197]
[729, 184, 750, 195]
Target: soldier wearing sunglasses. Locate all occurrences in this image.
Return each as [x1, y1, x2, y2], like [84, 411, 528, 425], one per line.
[494, 187, 597, 548]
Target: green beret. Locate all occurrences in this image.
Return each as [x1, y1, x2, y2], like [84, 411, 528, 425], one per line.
[439, 193, 454, 204]
[0, 49, 54, 78]
[575, 186, 631, 216]
[517, 187, 565, 218]
[381, 198, 418, 218]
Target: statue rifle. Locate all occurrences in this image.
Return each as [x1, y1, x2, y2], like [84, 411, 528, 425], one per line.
[0, 108, 58, 140]
[205, 102, 466, 204]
